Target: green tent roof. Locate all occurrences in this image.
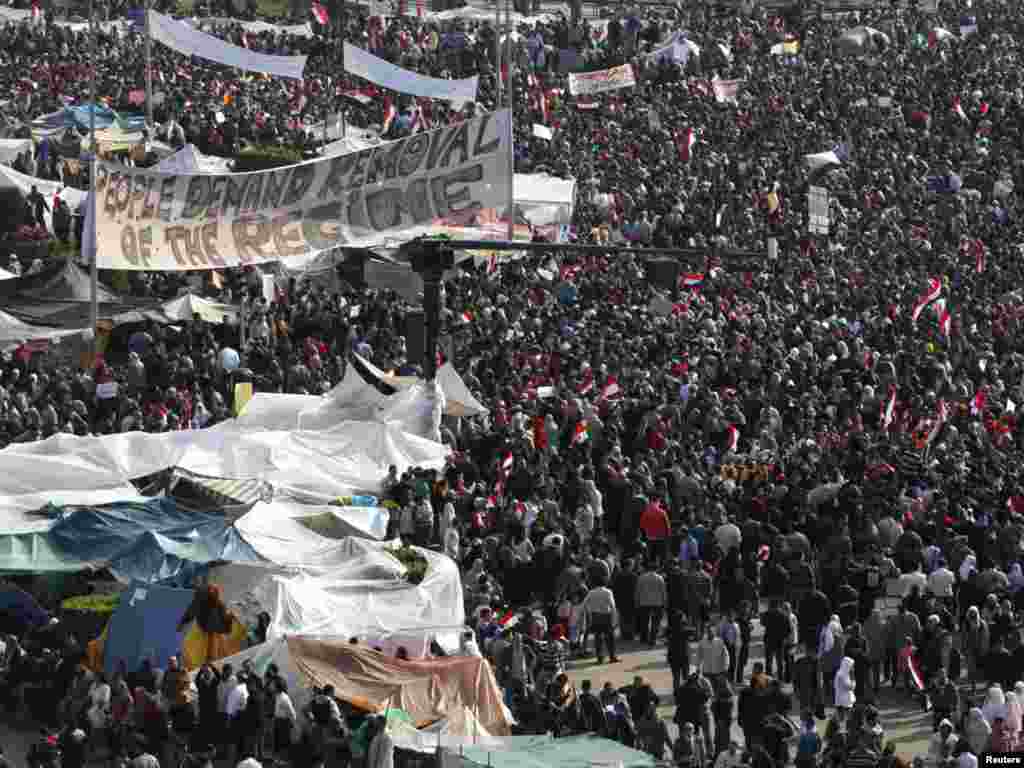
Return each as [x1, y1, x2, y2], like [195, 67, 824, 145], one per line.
[0, 531, 90, 574]
[454, 734, 655, 768]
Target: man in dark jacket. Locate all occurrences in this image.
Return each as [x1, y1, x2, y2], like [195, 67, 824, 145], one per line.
[674, 671, 713, 754]
[612, 558, 638, 642]
[792, 645, 822, 718]
[761, 600, 790, 679]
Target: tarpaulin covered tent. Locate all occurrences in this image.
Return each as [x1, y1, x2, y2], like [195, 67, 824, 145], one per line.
[235, 353, 486, 432]
[0, 309, 84, 351]
[212, 639, 512, 734]
[235, 499, 389, 551]
[446, 734, 656, 768]
[208, 535, 465, 655]
[44, 498, 264, 585]
[88, 580, 248, 674]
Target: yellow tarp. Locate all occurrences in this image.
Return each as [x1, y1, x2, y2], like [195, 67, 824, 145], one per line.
[85, 617, 247, 672]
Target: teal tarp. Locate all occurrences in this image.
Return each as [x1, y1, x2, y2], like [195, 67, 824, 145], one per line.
[453, 735, 656, 768]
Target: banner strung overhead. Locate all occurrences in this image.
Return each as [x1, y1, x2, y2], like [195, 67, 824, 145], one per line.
[148, 11, 307, 80]
[343, 42, 478, 104]
[92, 109, 512, 272]
[567, 64, 636, 96]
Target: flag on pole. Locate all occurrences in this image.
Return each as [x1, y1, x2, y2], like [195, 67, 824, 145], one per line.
[496, 609, 519, 630]
[682, 272, 705, 288]
[726, 424, 740, 452]
[881, 385, 897, 431]
[911, 278, 943, 323]
[381, 96, 396, 133]
[311, 0, 329, 24]
[599, 377, 621, 401]
[971, 387, 988, 416]
[31, 2, 41, 22]
[677, 127, 696, 162]
[973, 238, 986, 273]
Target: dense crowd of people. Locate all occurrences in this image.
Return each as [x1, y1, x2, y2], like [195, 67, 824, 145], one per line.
[2, 0, 1024, 765]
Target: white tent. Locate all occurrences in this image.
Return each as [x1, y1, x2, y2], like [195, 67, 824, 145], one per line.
[513, 173, 576, 226]
[0, 310, 85, 351]
[0, 164, 89, 231]
[207, 535, 465, 657]
[235, 353, 487, 433]
[0, 138, 32, 165]
[162, 293, 239, 324]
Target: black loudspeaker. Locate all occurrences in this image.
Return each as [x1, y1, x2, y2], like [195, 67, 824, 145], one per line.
[405, 310, 426, 366]
[645, 258, 682, 291]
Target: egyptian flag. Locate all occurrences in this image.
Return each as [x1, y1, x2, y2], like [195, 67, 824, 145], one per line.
[725, 424, 740, 452]
[381, 96, 397, 133]
[881, 385, 897, 431]
[952, 96, 967, 121]
[311, 0, 329, 23]
[938, 303, 951, 337]
[971, 387, 988, 416]
[572, 421, 590, 445]
[911, 277, 943, 322]
[496, 609, 519, 631]
[973, 238, 986, 273]
[682, 272, 704, 289]
[599, 377, 621, 401]
[908, 654, 925, 693]
[677, 127, 696, 162]
[31, 1, 41, 22]
[350, 352, 398, 396]
[499, 451, 514, 475]
[577, 366, 595, 395]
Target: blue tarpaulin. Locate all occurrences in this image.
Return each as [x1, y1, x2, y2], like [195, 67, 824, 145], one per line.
[102, 580, 194, 675]
[31, 105, 146, 134]
[42, 498, 265, 585]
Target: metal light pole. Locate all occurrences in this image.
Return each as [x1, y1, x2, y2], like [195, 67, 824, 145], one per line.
[504, 0, 514, 242]
[89, 0, 99, 358]
[405, 239, 455, 383]
[494, 0, 501, 106]
[144, 0, 154, 129]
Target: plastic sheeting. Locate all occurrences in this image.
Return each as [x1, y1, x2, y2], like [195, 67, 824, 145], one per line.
[207, 536, 463, 654]
[45, 498, 264, 584]
[0, 310, 84, 351]
[101, 580, 195, 675]
[0, 417, 449, 502]
[236, 500, 390, 560]
[0, 138, 32, 165]
[446, 735, 656, 768]
[285, 639, 511, 733]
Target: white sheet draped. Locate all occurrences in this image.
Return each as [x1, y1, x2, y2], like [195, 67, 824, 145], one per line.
[343, 42, 478, 103]
[148, 11, 307, 80]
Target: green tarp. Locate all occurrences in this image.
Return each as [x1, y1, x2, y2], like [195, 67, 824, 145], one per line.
[450, 735, 655, 768]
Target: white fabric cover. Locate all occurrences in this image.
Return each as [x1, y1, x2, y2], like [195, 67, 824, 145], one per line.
[344, 42, 478, 104]
[236, 500, 390, 556]
[805, 151, 842, 171]
[0, 486, 149, 534]
[0, 419, 449, 502]
[155, 144, 233, 174]
[0, 310, 84, 351]
[162, 293, 239, 324]
[0, 139, 32, 165]
[209, 537, 464, 656]
[149, 11, 307, 80]
[0, 165, 89, 231]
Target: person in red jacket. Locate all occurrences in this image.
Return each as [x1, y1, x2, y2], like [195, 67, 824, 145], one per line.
[640, 495, 672, 565]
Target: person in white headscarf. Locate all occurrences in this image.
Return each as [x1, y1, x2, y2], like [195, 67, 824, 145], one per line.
[1009, 685, 1024, 750]
[964, 707, 992, 755]
[1009, 563, 1024, 594]
[834, 657, 856, 714]
[983, 685, 1008, 725]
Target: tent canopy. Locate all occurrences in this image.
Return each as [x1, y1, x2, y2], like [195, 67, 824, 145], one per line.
[215, 638, 512, 734]
[100, 580, 195, 674]
[454, 735, 656, 768]
[0, 309, 84, 351]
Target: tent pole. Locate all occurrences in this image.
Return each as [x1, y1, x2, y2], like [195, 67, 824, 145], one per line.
[144, 0, 154, 130]
[494, 0, 501, 107]
[504, 0, 514, 243]
[89, 0, 99, 360]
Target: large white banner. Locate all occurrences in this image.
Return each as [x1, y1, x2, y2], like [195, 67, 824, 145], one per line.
[148, 11, 307, 80]
[92, 110, 512, 271]
[568, 64, 636, 96]
[343, 42, 478, 104]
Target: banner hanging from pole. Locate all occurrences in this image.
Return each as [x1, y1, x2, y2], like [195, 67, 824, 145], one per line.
[567, 64, 635, 96]
[91, 109, 513, 271]
[344, 42, 478, 103]
[148, 10, 307, 79]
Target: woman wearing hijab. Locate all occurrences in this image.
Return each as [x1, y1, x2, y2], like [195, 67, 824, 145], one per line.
[1008, 685, 1024, 749]
[965, 707, 992, 754]
[983, 685, 1008, 725]
[834, 657, 856, 721]
[1009, 563, 1024, 594]
[963, 606, 990, 693]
